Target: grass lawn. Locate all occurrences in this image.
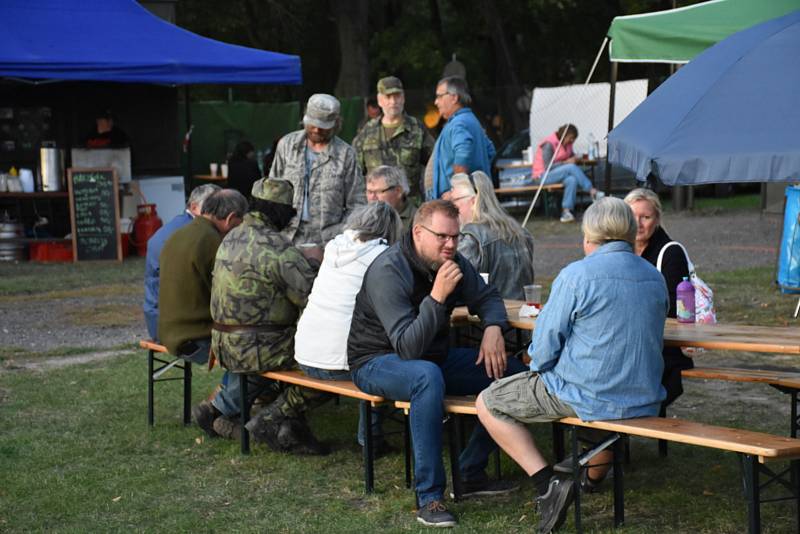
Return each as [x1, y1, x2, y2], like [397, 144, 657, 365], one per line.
[2, 250, 800, 531]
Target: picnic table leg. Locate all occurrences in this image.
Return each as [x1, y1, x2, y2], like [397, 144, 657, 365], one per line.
[449, 416, 465, 501]
[741, 454, 761, 534]
[183, 360, 192, 426]
[239, 375, 250, 455]
[552, 422, 565, 462]
[361, 401, 374, 493]
[147, 349, 155, 426]
[658, 405, 668, 457]
[792, 390, 798, 438]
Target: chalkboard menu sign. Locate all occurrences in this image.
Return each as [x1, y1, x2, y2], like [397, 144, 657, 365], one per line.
[67, 168, 122, 261]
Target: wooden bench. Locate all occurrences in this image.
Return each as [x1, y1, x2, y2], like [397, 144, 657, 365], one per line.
[682, 366, 800, 437]
[398, 395, 800, 533]
[494, 183, 565, 217]
[248, 370, 385, 493]
[140, 340, 192, 427]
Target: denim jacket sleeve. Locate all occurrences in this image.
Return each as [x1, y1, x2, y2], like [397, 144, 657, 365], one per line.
[450, 122, 475, 168]
[528, 271, 577, 372]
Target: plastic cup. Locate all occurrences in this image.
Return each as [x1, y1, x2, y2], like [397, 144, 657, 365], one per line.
[221, 163, 229, 178]
[209, 162, 218, 176]
[523, 284, 542, 310]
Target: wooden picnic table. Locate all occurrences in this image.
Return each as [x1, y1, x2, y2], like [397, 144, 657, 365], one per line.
[452, 300, 800, 355]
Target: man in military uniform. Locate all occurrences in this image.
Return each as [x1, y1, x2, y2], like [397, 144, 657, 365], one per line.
[209, 178, 328, 455]
[366, 165, 417, 231]
[269, 93, 365, 246]
[353, 76, 434, 202]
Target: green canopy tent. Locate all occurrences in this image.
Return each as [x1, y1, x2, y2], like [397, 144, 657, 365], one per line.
[602, 0, 800, 195]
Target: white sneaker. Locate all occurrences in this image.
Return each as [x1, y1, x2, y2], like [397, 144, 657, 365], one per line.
[559, 210, 575, 223]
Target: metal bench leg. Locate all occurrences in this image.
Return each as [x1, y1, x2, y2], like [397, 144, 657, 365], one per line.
[361, 401, 374, 493]
[183, 360, 192, 426]
[792, 390, 798, 438]
[147, 349, 155, 426]
[613, 436, 625, 527]
[793, 459, 800, 534]
[741, 454, 761, 534]
[571, 427, 582, 534]
[404, 410, 412, 489]
[494, 448, 502, 480]
[239, 375, 250, 455]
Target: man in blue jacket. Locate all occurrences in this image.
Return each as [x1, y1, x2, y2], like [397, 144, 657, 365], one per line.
[347, 199, 526, 528]
[476, 197, 668, 533]
[428, 76, 495, 200]
[142, 183, 220, 340]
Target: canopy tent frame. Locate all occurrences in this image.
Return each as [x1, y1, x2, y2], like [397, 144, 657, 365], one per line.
[603, 0, 800, 204]
[0, 0, 302, 195]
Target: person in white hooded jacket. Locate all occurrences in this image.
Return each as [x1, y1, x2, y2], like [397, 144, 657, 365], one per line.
[294, 201, 402, 453]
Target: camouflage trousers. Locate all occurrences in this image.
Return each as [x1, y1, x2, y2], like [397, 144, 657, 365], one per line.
[212, 352, 328, 420]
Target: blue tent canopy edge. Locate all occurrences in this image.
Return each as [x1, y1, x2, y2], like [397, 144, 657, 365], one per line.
[0, 0, 302, 85]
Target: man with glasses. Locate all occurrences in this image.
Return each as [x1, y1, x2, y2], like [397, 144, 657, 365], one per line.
[354, 76, 434, 202]
[428, 76, 496, 200]
[365, 165, 416, 230]
[347, 199, 526, 528]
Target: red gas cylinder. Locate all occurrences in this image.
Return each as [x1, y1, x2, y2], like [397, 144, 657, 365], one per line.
[132, 204, 163, 257]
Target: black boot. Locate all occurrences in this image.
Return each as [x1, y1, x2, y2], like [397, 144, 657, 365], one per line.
[276, 417, 330, 456]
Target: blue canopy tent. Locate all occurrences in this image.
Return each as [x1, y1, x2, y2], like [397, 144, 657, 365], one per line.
[0, 0, 302, 195]
[0, 0, 302, 85]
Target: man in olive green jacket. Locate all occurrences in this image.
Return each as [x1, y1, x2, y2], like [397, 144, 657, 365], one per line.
[353, 76, 434, 202]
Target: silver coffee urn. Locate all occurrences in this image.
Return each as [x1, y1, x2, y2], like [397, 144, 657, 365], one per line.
[39, 146, 65, 192]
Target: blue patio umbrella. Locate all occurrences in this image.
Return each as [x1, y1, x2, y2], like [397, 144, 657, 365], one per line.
[607, 9, 800, 185]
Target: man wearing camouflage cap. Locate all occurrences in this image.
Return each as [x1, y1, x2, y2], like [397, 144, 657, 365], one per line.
[353, 76, 434, 201]
[269, 93, 365, 246]
[208, 178, 329, 455]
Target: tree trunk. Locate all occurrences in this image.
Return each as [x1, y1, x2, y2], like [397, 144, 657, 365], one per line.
[478, 0, 526, 135]
[333, 0, 370, 98]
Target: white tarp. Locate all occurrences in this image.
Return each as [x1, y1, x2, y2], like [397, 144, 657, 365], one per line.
[529, 79, 648, 158]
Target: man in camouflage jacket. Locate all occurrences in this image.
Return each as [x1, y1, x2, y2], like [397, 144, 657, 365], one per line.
[209, 178, 329, 455]
[269, 93, 365, 246]
[353, 76, 434, 201]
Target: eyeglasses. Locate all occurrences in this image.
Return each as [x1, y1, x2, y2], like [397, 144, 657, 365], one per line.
[420, 225, 459, 244]
[366, 185, 396, 196]
[434, 92, 451, 100]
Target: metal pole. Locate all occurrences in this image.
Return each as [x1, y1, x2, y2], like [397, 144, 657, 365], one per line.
[183, 85, 192, 198]
[604, 61, 617, 194]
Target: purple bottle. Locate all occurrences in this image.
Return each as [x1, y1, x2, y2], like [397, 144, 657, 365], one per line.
[676, 277, 695, 323]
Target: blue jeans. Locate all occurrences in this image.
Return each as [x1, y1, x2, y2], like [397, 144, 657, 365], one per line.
[298, 364, 383, 447]
[542, 163, 593, 210]
[352, 348, 527, 506]
[144, 311, 158, 341]
[178, 338, 252, 417]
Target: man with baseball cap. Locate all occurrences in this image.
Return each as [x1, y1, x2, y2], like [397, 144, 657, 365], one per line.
[208, 178, 329, 455]
[269, 94, 365, 246]
[353, 76, 434, 201]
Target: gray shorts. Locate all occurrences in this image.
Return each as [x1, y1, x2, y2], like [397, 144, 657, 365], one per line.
[482, 371, 576, 425]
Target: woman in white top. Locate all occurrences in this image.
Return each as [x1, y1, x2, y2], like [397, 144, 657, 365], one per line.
[294, 201, 402, 451]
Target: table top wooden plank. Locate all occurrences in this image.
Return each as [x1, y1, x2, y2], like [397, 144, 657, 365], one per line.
[494, 184, 564, 196]
[451, 300, 800, 355]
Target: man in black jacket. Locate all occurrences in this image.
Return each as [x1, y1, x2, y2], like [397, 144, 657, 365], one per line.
[347, 199, 526, 528]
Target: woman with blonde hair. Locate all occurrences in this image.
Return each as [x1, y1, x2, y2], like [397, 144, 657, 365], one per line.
[449, 171, 535, 299]
[624, 187, 693, 406]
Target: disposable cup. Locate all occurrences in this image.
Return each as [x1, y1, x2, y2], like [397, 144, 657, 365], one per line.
[209, 162, 218, 176]
[523, 284, 542, 310]
[221, 163, 229, 178]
